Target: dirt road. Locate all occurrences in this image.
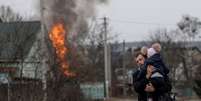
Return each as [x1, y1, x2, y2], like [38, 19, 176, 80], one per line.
[106, 97, 137, 101]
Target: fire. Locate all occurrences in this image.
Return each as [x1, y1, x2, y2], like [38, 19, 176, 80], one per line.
[49, 23, 75, 77]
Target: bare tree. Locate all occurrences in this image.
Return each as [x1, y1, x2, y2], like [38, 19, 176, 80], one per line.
[0, 6, 23, 22]
[150, 15, 201, 98]
[74, 18, 105, 83]
[177, 15, 201, 79]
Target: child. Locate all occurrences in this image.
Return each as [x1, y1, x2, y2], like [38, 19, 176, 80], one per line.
[145, 43, 169, 75]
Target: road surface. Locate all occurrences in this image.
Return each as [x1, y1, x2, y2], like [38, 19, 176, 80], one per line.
[106, 97, 137, 101]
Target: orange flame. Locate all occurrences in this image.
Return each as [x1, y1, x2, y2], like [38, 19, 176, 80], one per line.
[49, 23, 75, 77]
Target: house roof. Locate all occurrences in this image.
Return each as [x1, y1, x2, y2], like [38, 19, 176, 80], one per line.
[0, 21, 41, 60]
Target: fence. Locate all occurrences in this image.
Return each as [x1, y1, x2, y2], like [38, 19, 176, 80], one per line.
[0, 80, 43, 101]
[80, 82, 105, 100]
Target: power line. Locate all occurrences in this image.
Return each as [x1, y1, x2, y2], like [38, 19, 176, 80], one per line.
[96, 17, 176, 26]
[110, 19, 175, 26]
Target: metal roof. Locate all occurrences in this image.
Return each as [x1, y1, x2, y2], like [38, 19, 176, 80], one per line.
[0, 21, 41, 60]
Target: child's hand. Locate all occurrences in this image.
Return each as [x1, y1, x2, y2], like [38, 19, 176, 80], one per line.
[146, 65, 154, 79]
[147, 65, 154, 73]
[146, 73, 151, 79]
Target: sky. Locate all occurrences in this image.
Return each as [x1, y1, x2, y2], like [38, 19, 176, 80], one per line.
[0, 0, 39, 18]
[1, 0, 201, 42]
[97, 0, 201, 42]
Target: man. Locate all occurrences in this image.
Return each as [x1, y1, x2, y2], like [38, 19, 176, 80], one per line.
[133, 52, 149, 101]
[133, 52, 167, 101]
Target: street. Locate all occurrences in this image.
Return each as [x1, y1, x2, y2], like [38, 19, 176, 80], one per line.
[106, 97, 137, 101]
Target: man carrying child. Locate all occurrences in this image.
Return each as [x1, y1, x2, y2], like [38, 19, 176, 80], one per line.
[133, 43, 172, 101]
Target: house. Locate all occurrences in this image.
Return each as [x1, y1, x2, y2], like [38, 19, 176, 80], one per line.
[0, 21, 46, 82]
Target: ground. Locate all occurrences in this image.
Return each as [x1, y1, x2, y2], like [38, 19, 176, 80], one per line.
[106, 97, 137, 101]
[106, 97, 201, 101]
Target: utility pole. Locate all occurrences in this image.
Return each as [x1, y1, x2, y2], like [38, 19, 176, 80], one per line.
[103, 17, 110, 100]
[107, 43, 111, 95]
[7, 74, 10, 101]
[122, 40, 127, 96]
[40, 1, 48, 101]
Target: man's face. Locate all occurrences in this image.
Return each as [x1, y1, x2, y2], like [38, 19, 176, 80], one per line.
[136, 54, 145, 66]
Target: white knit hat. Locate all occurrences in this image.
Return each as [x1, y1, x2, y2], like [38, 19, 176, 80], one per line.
[147, 48, 157, 58]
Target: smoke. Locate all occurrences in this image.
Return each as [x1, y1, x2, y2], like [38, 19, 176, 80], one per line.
[42, 0, 108, 33]
[41, 0, 109, 68]
[97, 0, 109, 4]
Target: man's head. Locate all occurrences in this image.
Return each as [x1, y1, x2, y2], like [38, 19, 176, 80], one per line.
[135, 52, 146, 66]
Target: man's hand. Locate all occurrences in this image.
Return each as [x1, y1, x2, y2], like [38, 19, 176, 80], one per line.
[145, 83, 155, 92]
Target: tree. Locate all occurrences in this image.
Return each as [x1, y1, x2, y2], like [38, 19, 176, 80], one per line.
[177, 15, 201, 79]
[40, 17, 108, 101]
[177, 15, 201, 98]
[150, 15, 201, 98]
[0, 6, 23, 22]
[75, 18, 105, 82]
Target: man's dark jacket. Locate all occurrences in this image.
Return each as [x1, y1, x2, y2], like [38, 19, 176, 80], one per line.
[133, 69, 148, 101]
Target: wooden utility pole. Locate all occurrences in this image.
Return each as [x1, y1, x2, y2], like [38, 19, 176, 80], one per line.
[40, 1, 48, 101]
[7, 74, 10, 101]
[122, 40, 127, 96]
[103, 17, 111, 100]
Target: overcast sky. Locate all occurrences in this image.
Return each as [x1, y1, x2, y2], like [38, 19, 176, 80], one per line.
[0, 0, 39, 17]
[1, 0, 201, 42]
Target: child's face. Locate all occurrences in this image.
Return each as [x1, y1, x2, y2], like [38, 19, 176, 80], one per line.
[152, 43, 161, 53]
